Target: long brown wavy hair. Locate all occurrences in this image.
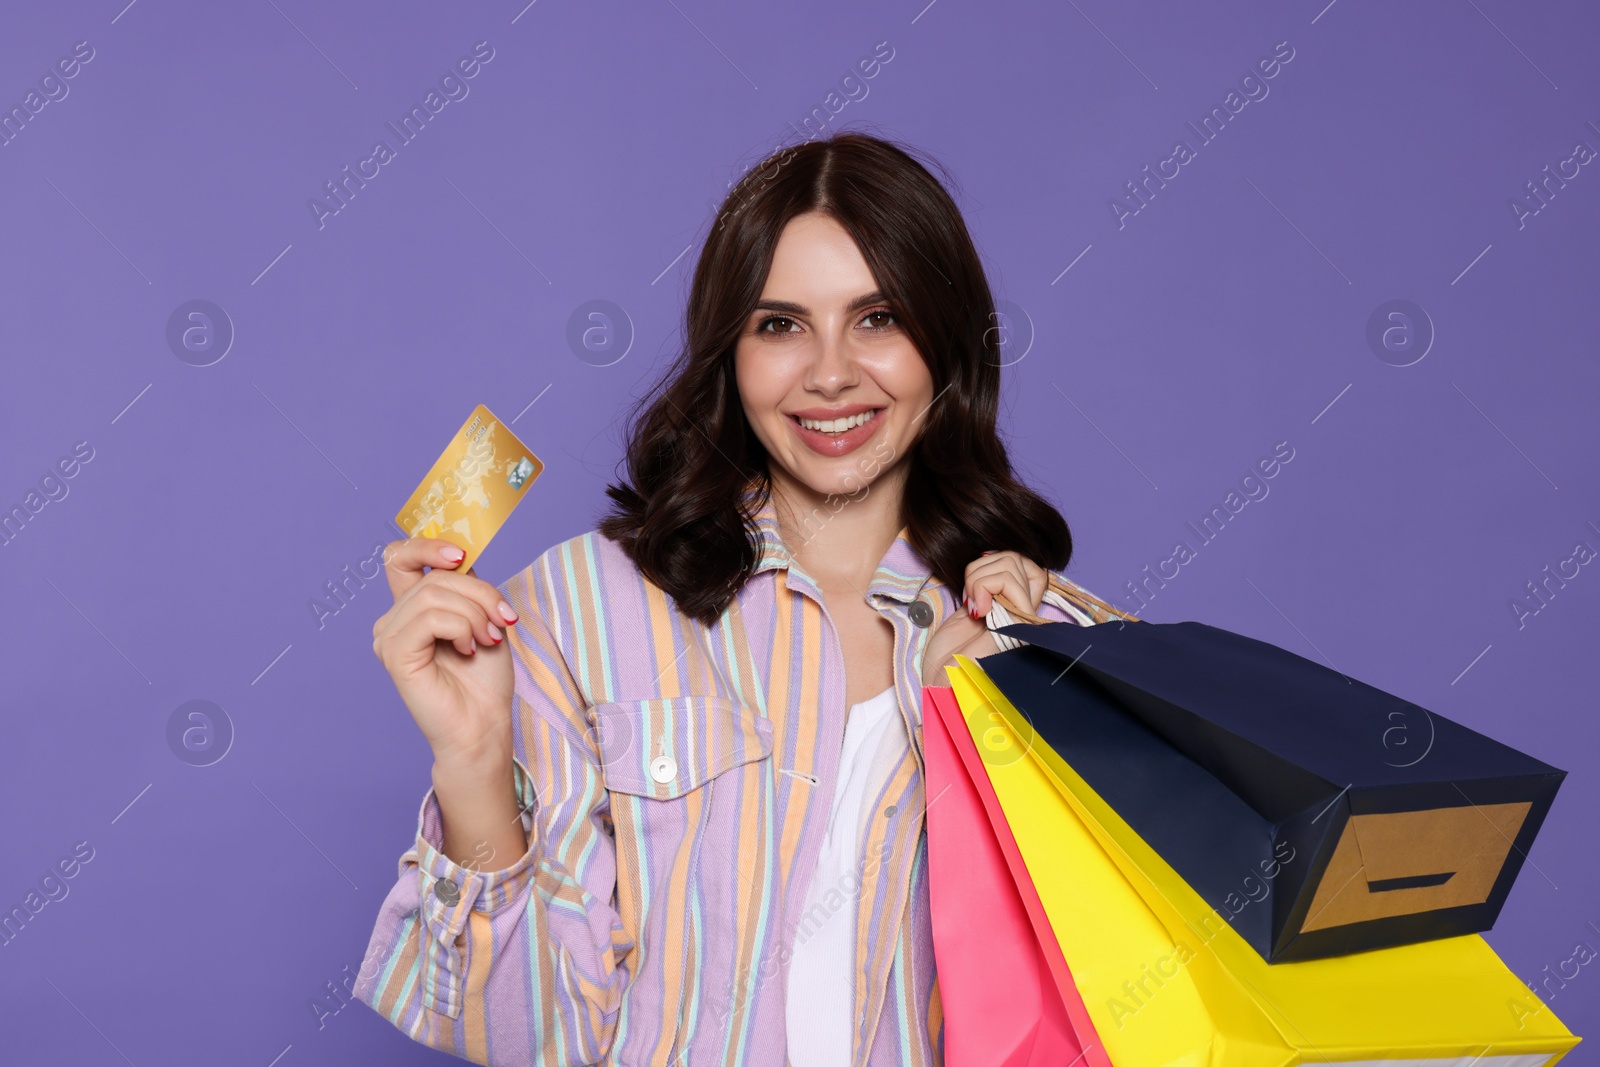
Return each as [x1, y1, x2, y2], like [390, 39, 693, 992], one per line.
[599, 130, 1073, 625]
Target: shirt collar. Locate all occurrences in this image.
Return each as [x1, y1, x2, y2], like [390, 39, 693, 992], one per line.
[743, 483, 942, 605]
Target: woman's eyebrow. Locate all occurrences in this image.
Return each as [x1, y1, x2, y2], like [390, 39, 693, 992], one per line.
[752, 290, 886, 316]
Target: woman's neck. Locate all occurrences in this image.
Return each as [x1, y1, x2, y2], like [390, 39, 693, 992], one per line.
[768, 463, 909, 594]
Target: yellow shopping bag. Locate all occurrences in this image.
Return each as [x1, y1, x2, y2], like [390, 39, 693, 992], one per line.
[948, 655, 1579, 1067]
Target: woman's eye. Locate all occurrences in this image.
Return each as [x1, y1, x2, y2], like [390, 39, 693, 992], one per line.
[755, 311, 894, 334]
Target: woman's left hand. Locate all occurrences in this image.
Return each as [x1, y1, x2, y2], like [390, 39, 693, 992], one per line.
[920, 551, 1049, 687]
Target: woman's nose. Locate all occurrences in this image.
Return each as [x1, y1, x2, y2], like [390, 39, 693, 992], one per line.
[804, 331, 860, 395]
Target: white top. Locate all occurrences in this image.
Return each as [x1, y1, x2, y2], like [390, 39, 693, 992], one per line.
[786, 684, 908, 1067]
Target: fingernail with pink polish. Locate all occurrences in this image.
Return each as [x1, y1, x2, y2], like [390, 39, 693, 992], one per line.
[441, 545, 465, 563]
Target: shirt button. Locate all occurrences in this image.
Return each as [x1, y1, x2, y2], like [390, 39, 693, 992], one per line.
[650, 754, 678, 784]
[907, 601, 934, 628]
[884, 804, 898, 817]
[432, 877, 461, 906]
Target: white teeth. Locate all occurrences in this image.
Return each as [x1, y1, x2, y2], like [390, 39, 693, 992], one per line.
[798, 409, 879, 433]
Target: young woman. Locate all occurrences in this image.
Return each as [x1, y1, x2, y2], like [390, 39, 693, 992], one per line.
[354, 131, 1121, 1066]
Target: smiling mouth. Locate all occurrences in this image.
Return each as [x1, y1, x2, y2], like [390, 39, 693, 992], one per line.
[789, 408, 882, 434]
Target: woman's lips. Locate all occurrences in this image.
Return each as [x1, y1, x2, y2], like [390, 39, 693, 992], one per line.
[788, 408, 884, 457]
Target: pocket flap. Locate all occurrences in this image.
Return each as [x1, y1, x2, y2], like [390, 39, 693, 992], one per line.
[592, 695, 773, 799]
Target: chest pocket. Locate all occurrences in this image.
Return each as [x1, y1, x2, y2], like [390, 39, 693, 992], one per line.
[592, 694, 773, 799]
[591, 696, 772, 1066]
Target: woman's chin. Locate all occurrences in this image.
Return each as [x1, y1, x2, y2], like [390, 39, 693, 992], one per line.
[773, 461, 872, 503]
[818, 464, 891, 501]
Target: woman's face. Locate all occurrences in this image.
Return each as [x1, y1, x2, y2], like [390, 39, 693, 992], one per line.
[735, 211, 934, 501]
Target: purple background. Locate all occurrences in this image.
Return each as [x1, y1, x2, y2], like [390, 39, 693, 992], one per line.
[3, 0, 1597, 1062]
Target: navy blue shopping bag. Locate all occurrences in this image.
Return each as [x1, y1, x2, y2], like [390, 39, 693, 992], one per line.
[982, 617, 1567, 963]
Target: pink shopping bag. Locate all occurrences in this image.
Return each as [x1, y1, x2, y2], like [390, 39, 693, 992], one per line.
[923, 686, 1109, 1067]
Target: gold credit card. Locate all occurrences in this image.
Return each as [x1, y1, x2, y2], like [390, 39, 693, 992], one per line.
[394, 404, 543, 572]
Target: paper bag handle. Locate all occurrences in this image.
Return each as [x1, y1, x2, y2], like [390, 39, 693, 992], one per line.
[990, 573, 1141, 637]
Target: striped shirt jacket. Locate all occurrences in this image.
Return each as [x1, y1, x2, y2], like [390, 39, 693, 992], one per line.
[353, 493, 1114, 1065]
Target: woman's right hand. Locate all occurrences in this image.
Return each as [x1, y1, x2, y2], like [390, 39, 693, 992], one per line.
[371, 537, 522, 768]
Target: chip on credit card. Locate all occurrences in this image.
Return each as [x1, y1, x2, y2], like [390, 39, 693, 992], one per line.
[394, 404, 543, 572]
